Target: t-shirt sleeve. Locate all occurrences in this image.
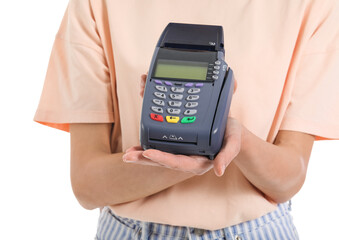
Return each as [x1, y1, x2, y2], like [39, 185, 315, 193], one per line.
[33, 0, 114, 132]
[280, 0, 339, 140]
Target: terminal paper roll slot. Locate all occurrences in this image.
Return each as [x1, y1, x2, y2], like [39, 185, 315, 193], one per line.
[149, 129, 197, 144]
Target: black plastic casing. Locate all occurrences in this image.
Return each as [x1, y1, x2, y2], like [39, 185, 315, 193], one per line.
[140, 23, 234, 160]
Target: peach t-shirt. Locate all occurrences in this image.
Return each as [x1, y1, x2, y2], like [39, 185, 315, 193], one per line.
[34, 0, 339, 230]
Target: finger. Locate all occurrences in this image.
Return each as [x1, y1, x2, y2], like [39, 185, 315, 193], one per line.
[125, 159, 164, 167]
[141, 74, 147, 82]
[123, 150, 165, 167]
[188, 155, 215, 174]
[123, 150, 153, 162]
[140, 75, 146, 84]
[233, 77, 237, 94]
[213, 132, 241, 177]
[140, 74, 147, 97]
[125, 146, 143, 153]
[142, 149, 212, 174]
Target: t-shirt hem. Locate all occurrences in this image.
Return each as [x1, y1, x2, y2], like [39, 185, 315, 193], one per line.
[33, 109, 114, 132]
[280, 115, 339, 140]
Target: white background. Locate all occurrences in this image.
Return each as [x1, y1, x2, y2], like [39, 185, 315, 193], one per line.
[0, 1, 338, 239]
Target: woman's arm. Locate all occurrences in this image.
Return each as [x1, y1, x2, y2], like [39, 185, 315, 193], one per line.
[69, 123, 195, 210]
[234, 128, 315, 203]
[125, 118, 315, 204]
[123, 74, 316, 204]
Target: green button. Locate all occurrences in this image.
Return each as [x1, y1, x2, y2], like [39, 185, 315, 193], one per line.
[181, 116, 196, 123]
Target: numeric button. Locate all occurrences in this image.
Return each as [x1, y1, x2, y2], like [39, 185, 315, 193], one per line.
[171, 87, 184, 93]
[154, 92, 166, 99]
[155, 86, 167, 92]
[167, 108, 181, 114]
[153, 99, 165, 106]
[184, 109, 197, 115]
[170, 94, 183, 100]
[187, 88, 200, 94]
[186, 95, 199, 101]
[151, 106, 163, 114]
[168, 101, 182, 107]
[185, 102, 198, 108]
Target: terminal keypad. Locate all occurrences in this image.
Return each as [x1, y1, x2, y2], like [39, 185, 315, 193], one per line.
[151, 81, 202, 124]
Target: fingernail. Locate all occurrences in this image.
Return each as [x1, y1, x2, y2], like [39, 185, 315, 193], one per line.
[124, 160, 136, 163]
[123, 158, 136, 163]
[142, 153, 151, 159]
[220, 164, 227, 176]
[122, 154, 135, 163]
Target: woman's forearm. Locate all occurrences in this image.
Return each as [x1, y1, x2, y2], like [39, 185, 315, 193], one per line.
[234, 127, 314, 203]
[72, 151, 195, 210]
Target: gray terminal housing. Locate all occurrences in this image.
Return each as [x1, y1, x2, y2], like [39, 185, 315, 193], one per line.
[140, 23, 234, 160]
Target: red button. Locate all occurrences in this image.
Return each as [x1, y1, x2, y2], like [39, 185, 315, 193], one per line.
[150, 113, 163, 122]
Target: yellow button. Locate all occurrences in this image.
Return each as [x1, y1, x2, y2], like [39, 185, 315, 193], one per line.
[166, 116, 180, 123]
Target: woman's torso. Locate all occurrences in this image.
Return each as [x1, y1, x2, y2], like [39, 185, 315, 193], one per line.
[86, 0, 321, 230]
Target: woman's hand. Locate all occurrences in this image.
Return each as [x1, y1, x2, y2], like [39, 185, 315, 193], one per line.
[123, 117, 242, 177]
[123, 73, 241, 177]
[123, 147, 215, 175]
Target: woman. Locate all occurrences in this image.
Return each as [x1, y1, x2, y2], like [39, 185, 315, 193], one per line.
[34, 0, 339, 239]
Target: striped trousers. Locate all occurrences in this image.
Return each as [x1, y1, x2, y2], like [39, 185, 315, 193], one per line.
[95, 201, 299, 240]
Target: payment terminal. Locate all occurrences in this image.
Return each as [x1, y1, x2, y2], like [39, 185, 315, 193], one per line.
[140, 22, 234, 160]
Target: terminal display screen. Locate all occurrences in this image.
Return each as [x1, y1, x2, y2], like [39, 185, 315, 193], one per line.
[154, 59, 208, 81]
